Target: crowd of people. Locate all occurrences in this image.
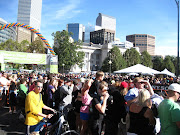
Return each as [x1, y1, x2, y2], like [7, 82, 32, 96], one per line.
[0, 70, 180, 135]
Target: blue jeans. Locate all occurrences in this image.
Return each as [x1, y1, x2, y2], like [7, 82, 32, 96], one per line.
[26, 118, 45, 134]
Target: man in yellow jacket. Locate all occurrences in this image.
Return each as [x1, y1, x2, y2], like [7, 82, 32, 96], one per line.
[25, 80, 56, 135]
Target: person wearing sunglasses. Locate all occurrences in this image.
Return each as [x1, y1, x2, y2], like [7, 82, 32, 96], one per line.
[124, 77, 154, 107]
[25, 80, 56, 135]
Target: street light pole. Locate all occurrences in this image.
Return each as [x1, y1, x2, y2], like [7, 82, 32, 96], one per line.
[62, 63, 65, 74]
[109, 52, 112, 76]
[175, 0, 179, 77]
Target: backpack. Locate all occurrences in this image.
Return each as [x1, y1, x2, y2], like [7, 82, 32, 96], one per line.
[17, 85, 26, 99]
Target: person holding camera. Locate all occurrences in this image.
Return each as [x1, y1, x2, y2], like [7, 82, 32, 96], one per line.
[89, 81, 109, 135]
[124, 77, 154, 107]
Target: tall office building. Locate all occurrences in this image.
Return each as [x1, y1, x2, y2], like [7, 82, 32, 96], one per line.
[17, 0, 42, 31]
[126, 34, 155, 55]
[67, 23, 85, 42]
[95, 13, 116, 33]
[0, 18, 16, 43]
[90, 29, 115, 44]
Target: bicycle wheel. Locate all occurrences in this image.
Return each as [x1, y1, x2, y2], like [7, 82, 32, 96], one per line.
[61, 130, 79, 135]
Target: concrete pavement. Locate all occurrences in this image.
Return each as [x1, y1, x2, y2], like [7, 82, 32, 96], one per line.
[0, 106, 26, 135]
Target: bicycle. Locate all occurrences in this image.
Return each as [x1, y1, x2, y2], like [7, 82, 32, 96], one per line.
[40, 108, 79, 135]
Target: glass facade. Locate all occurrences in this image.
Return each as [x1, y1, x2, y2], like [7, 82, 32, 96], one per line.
[0, 18, 16, 43]
[17, 0, 42, 31]
[67, 23, 85, 42]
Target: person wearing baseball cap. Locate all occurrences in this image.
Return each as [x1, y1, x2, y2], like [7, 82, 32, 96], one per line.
[158, 83, 180, 135]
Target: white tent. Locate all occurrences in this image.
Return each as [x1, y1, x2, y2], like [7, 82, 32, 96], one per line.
[160, 68, 175, 77]
[114, 64, 161, 74]
[127, 72, 139, 76]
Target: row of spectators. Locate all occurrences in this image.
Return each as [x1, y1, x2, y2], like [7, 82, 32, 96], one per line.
[0, 70, 179, 135]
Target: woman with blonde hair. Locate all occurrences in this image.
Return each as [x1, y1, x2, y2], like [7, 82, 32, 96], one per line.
[127, 89, 156, 135]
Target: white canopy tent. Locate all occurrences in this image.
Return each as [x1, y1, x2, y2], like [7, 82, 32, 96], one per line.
[114, 64, 161, 75]
[127, 72, 139, 76]
[160, 68, 175, 77]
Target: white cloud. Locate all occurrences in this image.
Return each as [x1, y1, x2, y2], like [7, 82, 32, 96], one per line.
[41, 0, 83, 29]
[55, 0, 82, 20]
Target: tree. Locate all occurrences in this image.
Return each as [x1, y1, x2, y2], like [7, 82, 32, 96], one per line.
[0, 39, 31, 52]
[101, 57, 111, 72]
[0, 39, 19, 51]
[52, 30, 85, 71]
[152, 56, 163, 71]
[28, 38, 45, 53]
[167, 56, 180, 75]
[123, 48, 141, 67]
[19, 40, 29, 52]
[76, 51, 85, 71]
[141, 51, 153, 67]
[162, 56, 175, 73]
[101, 46, 126, 72]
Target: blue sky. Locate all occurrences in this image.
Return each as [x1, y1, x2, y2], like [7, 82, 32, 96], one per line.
[0, 0, 178, 56]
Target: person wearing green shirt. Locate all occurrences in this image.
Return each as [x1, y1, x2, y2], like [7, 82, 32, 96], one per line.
[19, 78, 28, 98]
[158, 83, 180, 135]
[17, 78, 28, 109]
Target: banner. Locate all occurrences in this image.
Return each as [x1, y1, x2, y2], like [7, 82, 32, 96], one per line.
[152, 84, 169, 91]
[0, 50, 46, 64]
[50, 65, 58, 73]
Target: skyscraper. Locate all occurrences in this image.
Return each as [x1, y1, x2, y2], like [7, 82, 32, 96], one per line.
[17, 0, 42, 31]
[95, 13, 116, 33]
[126, 34, 155, 55]
[67, 23, 85, 42]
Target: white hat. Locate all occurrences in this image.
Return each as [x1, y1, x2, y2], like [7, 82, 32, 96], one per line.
[168, 83, 180, 93]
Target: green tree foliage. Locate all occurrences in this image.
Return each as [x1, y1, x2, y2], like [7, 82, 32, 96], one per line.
[0, 39, 20, 51]
[0, 39, 45, 54]
[101, 46, 126, 72]
[141, 51, 153, 67]
[52, 30, 85, 71]
[162, 56, 175, 73]
[123, 48, 141, 67]
[152, 56, 163, 71]
[101, 57, 110, 72]
[167, 56, 180, 75]
[18, 40, 29, 52]
[28, 38, 45, 53]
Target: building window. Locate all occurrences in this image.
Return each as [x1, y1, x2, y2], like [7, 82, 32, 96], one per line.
[96, 54, 100, 59]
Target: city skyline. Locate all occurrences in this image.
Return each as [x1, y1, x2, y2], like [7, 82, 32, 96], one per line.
[0, 0, 178, 56]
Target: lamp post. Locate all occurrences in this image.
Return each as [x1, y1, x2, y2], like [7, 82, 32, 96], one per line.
[109, 60, 112, 76]
[109, 52, 112, 76]
[175, 0, 179, 77]
[62, 63, 65, 74]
